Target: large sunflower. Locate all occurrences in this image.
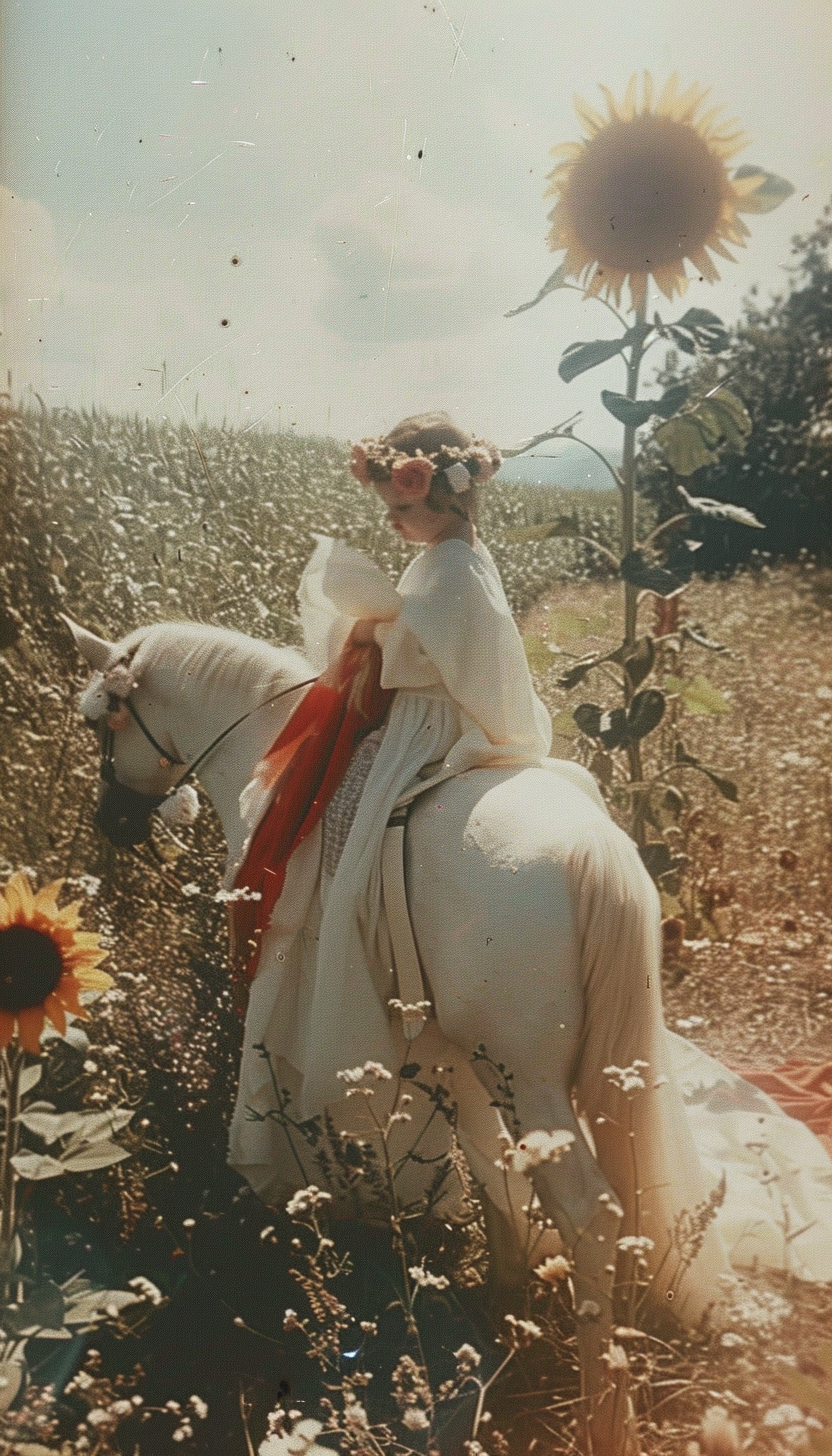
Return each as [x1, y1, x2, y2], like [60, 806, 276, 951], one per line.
[0, 873, 111, 1054]
[546, 72, 769, 311]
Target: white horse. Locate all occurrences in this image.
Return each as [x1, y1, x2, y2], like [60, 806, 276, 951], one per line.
[66, 613, 832, 1449]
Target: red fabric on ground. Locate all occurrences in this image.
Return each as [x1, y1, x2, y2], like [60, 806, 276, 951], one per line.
[731, 1061, 832, 1156]
[230, 632, 394, 983]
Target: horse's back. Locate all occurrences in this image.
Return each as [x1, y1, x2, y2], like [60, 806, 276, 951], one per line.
[404, 761, 622, 1059]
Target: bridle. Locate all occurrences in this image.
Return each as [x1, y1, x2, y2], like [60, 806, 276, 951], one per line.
[95, 671, 319, 847]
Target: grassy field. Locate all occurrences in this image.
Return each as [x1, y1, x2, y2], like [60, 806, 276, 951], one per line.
[1, 404, 831, 1456]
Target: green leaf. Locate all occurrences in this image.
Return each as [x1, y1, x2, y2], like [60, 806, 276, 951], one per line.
[598, 707, 628, 750]
[63, 1288, 141, 1326]
[626, 689, 665, 741]
[19, 1065, 42, 1097]
[654, 416, 716, 475]
[559, 337, 626, 384]
[653, 383, 691, 418]
[677, 484, 762, 528]
[601, 382, 691, 428]
[61, 1141, 132, 1173]
[733, 165, 795, 214]
[665, 673, 731, 715]
[624, 636, 655, 690]
[601, 392, 656, 428]
[668, 307, 730, 354]
[558, 654, 604, 690]
[639, 842, 674, 879]
[399, 1063, 421, 1080]
[505, 262, 570, 317]
[0, 1361, 24, 1414]
[620, 550, 686, 598]
[3, 1280, 65, 1336]
[573, 703, 603, 739]
[10, 1150, 66, 1180]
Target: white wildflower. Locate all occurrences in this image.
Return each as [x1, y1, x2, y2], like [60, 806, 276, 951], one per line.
[409, 1262, 450, 1290]
[402, 1407, 430, 1431]
[188, 1395, 208, 1420]
[454, 1343, 482, 1372]
[497, 1127, 574, 1174]
[503, 1313, 542, 1347]
[285, 1185, 332, 1218]
[616, 1235, 655, 1259]
[535, 1254, 572, 1286]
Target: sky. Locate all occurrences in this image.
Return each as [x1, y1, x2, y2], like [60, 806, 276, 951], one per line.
[2, 0, 832, 458]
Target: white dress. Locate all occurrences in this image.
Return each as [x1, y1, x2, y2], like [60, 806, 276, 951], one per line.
[230, 534, 832, 1290]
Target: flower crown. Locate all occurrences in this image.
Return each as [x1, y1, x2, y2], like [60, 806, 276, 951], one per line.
[349, 436, 502, 496]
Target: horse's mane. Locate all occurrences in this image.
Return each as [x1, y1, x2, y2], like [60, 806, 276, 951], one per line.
[120, 621, 313, 704]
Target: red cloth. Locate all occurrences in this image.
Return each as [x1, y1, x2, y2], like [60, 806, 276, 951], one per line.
[230, 632, 394, 983]
[732, 1061, 832, 1157]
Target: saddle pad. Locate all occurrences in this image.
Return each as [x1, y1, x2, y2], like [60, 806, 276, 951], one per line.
[321, 729, 385, 877]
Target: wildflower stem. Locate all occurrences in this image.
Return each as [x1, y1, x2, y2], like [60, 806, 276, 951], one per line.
[0, 1045, 24, 1302]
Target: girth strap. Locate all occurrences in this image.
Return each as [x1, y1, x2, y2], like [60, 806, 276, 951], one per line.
[381, 764, 464, 1042]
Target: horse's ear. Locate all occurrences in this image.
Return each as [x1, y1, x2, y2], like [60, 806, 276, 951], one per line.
[60, 614, 118, 672]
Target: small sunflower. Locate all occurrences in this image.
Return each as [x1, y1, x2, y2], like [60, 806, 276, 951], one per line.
[0, 872, 112, 1054]
[546, 72, 773, 311]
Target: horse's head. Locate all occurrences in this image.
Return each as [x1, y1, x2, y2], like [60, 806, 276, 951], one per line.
[63, 616, 199, 848]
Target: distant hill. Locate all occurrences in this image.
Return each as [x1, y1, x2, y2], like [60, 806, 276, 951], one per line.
[500, 442, 621, 491]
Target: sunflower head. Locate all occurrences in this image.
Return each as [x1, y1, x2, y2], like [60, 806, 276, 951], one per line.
[546, 72, 777, 312]
[0, 873, 111, 1054]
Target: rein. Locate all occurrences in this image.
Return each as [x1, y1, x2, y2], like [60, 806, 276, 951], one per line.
[100, 673, 320, 804]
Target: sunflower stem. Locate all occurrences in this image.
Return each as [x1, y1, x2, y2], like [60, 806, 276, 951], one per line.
[621, 297, 649, 844]
[0, 1045, 24, 1303]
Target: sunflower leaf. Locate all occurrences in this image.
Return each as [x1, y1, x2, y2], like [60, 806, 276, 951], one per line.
[626, 689, 666, 741]
[733, 165, 795, 214]
[60, 1141, 132, 1173]
[0, 1362, 24, 1415]
[505, 263, 571, 317]
[601, 392, 656, 428]
[2, 1280, 65, 1336]
[620, 550, 686, 597]
[676, 483, 761, 528]
[10, 1150, 67, 1180]
[667, 308, 730, 354]
[654, 416, 717, 475]
[559, 337, 628, 383]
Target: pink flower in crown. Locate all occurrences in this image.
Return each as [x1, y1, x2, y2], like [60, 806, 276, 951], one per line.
[470, 443, 502, 484]
[390, 454, 434, 497]
[349, 443, 372, 486]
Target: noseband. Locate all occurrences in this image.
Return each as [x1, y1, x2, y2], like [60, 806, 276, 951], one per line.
[95, 674, 318, 848]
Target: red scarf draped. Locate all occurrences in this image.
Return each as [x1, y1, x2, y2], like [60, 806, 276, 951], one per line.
[229, 631, 394, 985]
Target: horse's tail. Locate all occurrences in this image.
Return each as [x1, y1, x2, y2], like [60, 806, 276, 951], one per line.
[567, 826, 729, 1324]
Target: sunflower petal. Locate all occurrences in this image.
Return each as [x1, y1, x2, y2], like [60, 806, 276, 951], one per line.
[675, 80, 710, 124]
[0, 1010, 15, 1048]
[573, 93, 606, 136]
[657, 72, 680, 118]
[55, 975, 86, 1018]
[33, 879, 66, 915]
[5, 873, 35, 924]
[598, 83, 620, 122]
[641, 70, 654, 116]
[74, 967, 114, 992]
[17, 1007, 46, 1055]
[652, 263, 688, 301]
[621, 73, 638, 122]
[688, 248, 721, 284]
[549, 142, 583, 161]
[43, 994, 67, 1037]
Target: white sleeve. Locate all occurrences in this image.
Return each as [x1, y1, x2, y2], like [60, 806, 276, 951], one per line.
[296, 535, 402, 671]
[377, 542, 552, 759]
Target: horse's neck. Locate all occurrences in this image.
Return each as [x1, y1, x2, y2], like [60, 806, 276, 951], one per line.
[164, 636, 312, 867]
